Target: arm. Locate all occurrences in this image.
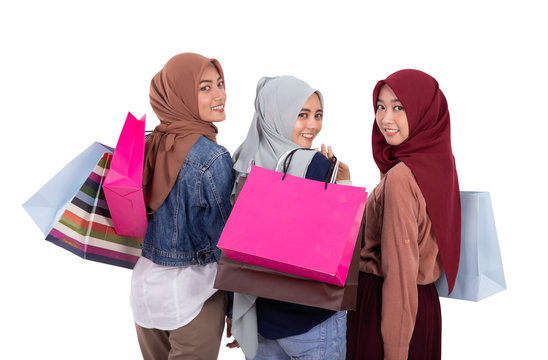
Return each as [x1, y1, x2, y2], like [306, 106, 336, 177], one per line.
[202, 152, 240, 348]
[380, 169, 420, 360]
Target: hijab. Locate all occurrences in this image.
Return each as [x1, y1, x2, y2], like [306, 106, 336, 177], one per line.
[231, 75, 323, 359]
[143, 53, 224, 213]
[232, 75, 323, 178]
[372, 69, 461, 293]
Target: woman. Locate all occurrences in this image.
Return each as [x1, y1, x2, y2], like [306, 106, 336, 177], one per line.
[231, 75, 350, 360]
[130, 53, 234, 360]
[346, 69, 461, 360]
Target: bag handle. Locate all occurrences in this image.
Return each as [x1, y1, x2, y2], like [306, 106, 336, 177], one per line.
[281, 148, 313, 176]
[281, 148, 337, 190]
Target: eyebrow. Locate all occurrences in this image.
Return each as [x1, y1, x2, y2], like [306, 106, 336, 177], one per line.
[376, 98, 401, 103]
[300, 108, 323, 112]
[199, 76, 222, 84]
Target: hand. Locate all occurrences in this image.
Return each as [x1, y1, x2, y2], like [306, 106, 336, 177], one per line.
[225, 318, 240, 349]
[336, 161, 351, 181]
[319, 144, 351, 181]
[319, 143, 334, 160]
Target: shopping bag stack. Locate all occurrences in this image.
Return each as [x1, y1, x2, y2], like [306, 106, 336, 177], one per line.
[435, 191, 506, 301]
[45, 152, 142, 269]
[215, 162, 367, 310]
[217, 166, 367, 286]
[23, 112, 147, 269]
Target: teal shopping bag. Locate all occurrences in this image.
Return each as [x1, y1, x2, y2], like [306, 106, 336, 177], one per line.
[436, 191, 506, 301]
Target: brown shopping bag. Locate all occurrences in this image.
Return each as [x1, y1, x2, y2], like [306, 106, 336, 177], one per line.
[214, 227, 361, 311]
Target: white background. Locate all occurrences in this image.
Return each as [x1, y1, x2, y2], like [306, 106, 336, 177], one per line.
[1, 1, 546, 359]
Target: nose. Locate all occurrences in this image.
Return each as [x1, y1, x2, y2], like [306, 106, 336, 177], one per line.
[304, 116, 319, 130]
[381, 110, 393, 125]
[212, 87, 226, 101]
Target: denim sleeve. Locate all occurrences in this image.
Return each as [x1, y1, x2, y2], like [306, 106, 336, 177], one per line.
[202, 151, 234, 243]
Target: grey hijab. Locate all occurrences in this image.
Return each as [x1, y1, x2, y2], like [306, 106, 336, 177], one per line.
[232, 75, 323, 177]
[230, 75, 324, 358]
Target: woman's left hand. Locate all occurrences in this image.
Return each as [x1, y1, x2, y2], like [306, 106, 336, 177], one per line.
[319, 144, 351, 181]
[225, 318, 240, 349]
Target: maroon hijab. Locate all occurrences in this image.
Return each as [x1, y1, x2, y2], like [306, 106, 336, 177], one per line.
[372, 69, 461, 293]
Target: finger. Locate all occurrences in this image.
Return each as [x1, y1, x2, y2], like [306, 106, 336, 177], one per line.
[226, 341, 240, 349]
[320, 144, 327, 156]
[226, 318, 232, 337]
[328, 145, 333, 158]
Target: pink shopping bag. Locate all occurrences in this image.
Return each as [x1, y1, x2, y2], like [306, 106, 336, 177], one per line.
[217, 165, 367, 286]
[103, 112, 148, 238]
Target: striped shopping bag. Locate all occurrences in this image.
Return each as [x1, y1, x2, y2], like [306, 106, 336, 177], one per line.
[45, 152, 142, 269]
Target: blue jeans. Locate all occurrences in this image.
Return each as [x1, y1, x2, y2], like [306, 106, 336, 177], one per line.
[251, 311, 346, 360]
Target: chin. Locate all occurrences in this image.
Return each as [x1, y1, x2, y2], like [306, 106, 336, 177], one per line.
[205, 116, 226, 122]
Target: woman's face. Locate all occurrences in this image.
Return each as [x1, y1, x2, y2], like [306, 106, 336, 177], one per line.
[375, 85, 409, 146]
[292, 93, 323, 148]
[197, 65, 226, 122]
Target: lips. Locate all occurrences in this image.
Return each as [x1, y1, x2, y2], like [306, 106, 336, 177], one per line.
[300, 133, 315, 139]
[211, 104, 224, 111]
[384, 128, 399, 135]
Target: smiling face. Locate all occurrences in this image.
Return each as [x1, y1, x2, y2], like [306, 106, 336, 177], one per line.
[292, 93, 323, 148]
[197, 65, 226, 122]
[375, 85, 409, 146]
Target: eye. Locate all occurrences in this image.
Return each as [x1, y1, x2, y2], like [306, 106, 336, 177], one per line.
[200, 85, 211, 91]
[376, 104, 385, 110]
[298, 113, 307, 118]
[315, 113, 323, 120]
[218, 80, 224, 88]
[394, 105, 404, 111]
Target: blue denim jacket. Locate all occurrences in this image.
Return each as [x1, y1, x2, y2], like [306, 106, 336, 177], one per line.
[141, 136, 233, 266]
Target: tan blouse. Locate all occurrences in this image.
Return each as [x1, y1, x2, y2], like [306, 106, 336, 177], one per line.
[359, 162, 443, 360]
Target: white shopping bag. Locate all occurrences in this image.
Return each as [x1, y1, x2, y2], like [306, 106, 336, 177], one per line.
[23, 142, 114, 236]
[436, 191, 506, 301]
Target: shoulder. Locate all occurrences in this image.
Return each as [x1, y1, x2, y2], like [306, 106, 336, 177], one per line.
[383, 162, 421, 201]
[385, 162, 415, 185]
[186, 136, 231, 168]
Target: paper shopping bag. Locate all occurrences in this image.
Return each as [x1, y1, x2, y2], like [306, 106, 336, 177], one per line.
[217, 165, 367, 287]
[103, 112, 147, 238]
[214, 223, 361, 311]
[23, 142, 114, 236]
[436, 191, 506, 301]
[46, 153, 141, 269]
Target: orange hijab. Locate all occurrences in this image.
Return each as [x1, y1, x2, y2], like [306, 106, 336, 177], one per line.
[143, 53, 224, 213]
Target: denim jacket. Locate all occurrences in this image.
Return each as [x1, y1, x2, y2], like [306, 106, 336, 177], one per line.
[141, 136, 233, 266]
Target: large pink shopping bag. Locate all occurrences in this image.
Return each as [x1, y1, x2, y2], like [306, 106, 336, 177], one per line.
[217, 166, 367, 286]
[103, 112, 147, 238]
